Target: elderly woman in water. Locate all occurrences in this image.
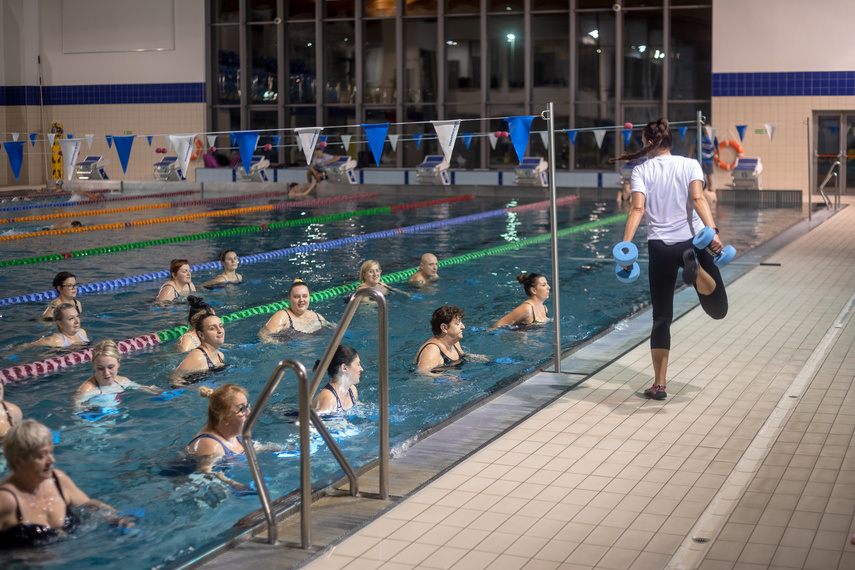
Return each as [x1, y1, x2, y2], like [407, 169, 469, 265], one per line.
[31, 303, 89, 348]
[413, 306, 467, 371]
[312, 345, 362, 414]
[155, 259, 196, 302]
[42, 271, 82, 319]
[261, 278, 332, 339]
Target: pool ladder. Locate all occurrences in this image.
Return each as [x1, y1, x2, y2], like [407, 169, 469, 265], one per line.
[241, 287, 390, 548]
[817, 159, 840, 209]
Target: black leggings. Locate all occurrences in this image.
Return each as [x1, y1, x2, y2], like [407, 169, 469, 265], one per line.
[648, 239, 728, 350]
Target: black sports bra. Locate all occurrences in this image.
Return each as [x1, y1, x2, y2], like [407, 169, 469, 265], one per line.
[414, 342, 465, 369]
[0, 471, 80, 548]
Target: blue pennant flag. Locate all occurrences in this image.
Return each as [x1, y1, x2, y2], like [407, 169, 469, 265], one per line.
[505, 116, 536, 163]
[2, 141, 25, 181]
[622, 128, 633, 147]
[29, 133, 37, 147]
[272, 135, 281, 148]
[677, 126, 688, 141]
[147, 136, 153, 146]
[462, 133, 473, 149]
[567, 130, 578, 145]
[234, 131, 260, 174]
[106, 135, 113, 149]
[230, 133, 236, 148]
[362, 123, 389, 166]
[412, 133, 423, 150]
[735, 125, 747, 142]
[319, 135, 328, 143]
[112, 135, 135, 174]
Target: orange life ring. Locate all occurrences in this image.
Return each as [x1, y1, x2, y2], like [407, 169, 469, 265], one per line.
[714, 140, 744, 171]
[189, 137, 203, 161]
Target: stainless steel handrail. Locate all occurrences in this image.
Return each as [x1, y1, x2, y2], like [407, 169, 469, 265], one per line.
[817, 159, 839, 208]
[242, 359, 310, 547]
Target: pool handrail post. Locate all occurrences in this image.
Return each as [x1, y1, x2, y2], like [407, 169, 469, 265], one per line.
[544, 102, 562, 374]
[242, 358, 310, 547]
[807, 118, 811, 222]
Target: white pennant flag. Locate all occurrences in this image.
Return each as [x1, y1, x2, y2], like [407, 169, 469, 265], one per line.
[593, 129, 606, 149]
[703, 126, 718, 141]
[538, 131, 548, 149]
[11, 133, 19, 141]
[488, 132, 498, 150]
[432, 120, 460, 163]
[295, 128, 322, 165]
[388, 134, 400, 152]
[207, 135, 217, 149]
[764, 123, 777, 142]
[58, 139, 82, 180]
[168, 134, 196, 177]
[341, 134, 352, 152]
[47, 133, 56, 147]
[85, 134, 94, 148]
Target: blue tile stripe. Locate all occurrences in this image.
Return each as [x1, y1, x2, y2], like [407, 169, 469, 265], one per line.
[0, 83, 206, 106]
[713, 71, 855, 97]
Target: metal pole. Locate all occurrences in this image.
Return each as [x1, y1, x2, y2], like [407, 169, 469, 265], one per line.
[807, 117, 811, 222]
[544, 103, 561, 373]
[297, 364, 312, 548]
[696, 110, 703, 164]
[376, 292, 390, 499]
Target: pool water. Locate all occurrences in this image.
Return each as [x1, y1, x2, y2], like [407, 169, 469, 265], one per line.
[0, 192, 807, 569]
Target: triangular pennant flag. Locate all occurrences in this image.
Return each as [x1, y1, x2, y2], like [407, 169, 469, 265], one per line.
[432, 120, 460, 163]
[112, 135, 135, 174]
[106, 135, 113, 149]
[388, 134, 400, 152]
[232, 131, 259, 173]
[207, 135, 217, 149]
[67, 134, 74, 139]
[505, 116, 536, 163]
[622, 128, 632, 146]
[567, 130, 577, 145]
[147, 136, 153, 147]
[488, 132, 498, 149]
[271, 135, 280, 148]
[538, 131, 549, 148]
[462, 133, 473, 149]
[295, 127, 322, 165]
[735, 125, 747, 141]
[168, 134, 196, 178]
[677, 126, 688, 141]
[48, 133, 56, 147]
[319, 135, 328, 143]
[85, 134, 94, 149]
[29, 133, 37, 147]
[593, 129, 606, 149]
[58, 139, 82, 180]
[166, 136, 173, 152]
[412, 133, 423, 150]
[2, 141, 26, 181]
[362, 123, 390, 166]
[11, 133, 19, 142]
[341, 134, 353, 152]
[764, 123, 777, 142]
[229, 133, 236, 148]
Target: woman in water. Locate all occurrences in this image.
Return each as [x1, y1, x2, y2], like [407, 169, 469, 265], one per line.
[42, 272, 82, 319]
[494, 273, 552, 328]
[357, 260, 389, 295]
[0, 420, 131, 547]
[202, 250, 242, 288]
[0, 383, 23, 441]
[261, 278, 332, 339]
[312, 345, 362, 414]
[155, 259, 196, 302]
[72, 340, 155, 403]
[176, 297, 215, 352]
[172, 314, 227, 384]
[31, 304, 89, 348]
[614, 118, 727, 400]
[414, 306, 467, 371]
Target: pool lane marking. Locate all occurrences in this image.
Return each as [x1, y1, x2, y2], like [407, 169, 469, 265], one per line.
[0, 190, 200, 214]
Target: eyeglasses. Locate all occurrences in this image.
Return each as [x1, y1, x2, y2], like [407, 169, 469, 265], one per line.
[236, 402, 251, 415]
[60, 283, 78, 289]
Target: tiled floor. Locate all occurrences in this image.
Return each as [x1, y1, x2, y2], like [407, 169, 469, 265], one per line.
[298, 201, 855, 570]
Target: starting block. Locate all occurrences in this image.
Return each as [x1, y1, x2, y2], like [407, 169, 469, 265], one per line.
[730, 157, 762, 190]
[75, 156, 109, 180]
[415, 155, 450, 185]
[515, 157, 549, 187]
[324, 156, 358, 184]
[236, 155, 270, 182]
[153, 156, 183, 181]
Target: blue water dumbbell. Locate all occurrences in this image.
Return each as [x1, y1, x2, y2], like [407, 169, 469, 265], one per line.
[613, 241, 640, 283]
[692, 226, 736, 267]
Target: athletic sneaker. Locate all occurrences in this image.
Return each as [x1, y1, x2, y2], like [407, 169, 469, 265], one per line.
[643, 384, 667, 400]
[682, 248, 699, 286]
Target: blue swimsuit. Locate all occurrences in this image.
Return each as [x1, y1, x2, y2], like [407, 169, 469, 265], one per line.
[188, 433, 243, 456]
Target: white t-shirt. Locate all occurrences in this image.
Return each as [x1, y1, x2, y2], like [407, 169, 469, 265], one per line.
[630, 154, 704, 244]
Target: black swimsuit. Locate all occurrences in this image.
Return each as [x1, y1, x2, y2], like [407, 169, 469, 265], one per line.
[0, 472, 81, 548]
[0, 402, 13, 428]
[196, 347, 225, 371]
[322, 384, 356, 412]
[414, 342, 465, 368]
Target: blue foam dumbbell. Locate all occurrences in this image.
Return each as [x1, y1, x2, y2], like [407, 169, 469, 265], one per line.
[692, 226, 736, 267]
[613, 241, 640, 283]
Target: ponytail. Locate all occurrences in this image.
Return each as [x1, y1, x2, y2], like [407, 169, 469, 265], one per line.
[610, 118, 672, 163]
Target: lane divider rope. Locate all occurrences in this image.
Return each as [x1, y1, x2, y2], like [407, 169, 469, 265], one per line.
[0, 190, 200, 213]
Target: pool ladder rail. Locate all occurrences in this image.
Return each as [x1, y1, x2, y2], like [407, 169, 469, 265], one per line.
[817, 159, 840, 209]
[241, 287, 390, 549]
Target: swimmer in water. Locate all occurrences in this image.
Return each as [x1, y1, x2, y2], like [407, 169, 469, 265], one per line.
[312, 345, 361, 414]
[31, 304, 89, 348]
[413, 306, 467, 371]
[493, 273, 552, 328]
[288, 181, 314, 198]
[261, 278, 332, 340]
[0, 383, 23, 442]
[42, 272, 82, 319]
[176, 297, 215, 352]
[356, 260, 407, 299]
[408, 253, 440, 286]
[155, 259, 196, 302]
[171, 314, 227, 385]
[202, 250, 242, 288]
[72, 340, 157, 403]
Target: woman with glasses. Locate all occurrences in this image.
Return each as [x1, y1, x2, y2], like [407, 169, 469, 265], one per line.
[42, 272, 82, 319]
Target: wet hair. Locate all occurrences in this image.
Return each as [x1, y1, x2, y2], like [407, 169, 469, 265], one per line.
[70, 221, 83, 228]
[517, 273, 546, 297]
[92, 339, 120, 362]
[3, 420, 53, 467]
[187, 296, 215, 324]
[359, 260, 380, 282]
[610, 118, 673, 163]
[52, 271, 76, 291]
[199, 384, 248, 426]
[431, 306, 465, 336]
[53, 302, 77, 325]
[192, 312, 220, 335]
[289, 182, 299, 190]
[314, 344, 359, 381]
[169, 259, 190, 277]
[217, 249, 237, 264]
[288, 277, 311, 297]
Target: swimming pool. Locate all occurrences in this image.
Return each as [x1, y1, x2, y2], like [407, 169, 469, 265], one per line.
[0, 191, 807, 568]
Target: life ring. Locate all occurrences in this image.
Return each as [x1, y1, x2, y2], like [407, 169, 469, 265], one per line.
[714, 140, 744, 171]
[189, 137, 203, 161]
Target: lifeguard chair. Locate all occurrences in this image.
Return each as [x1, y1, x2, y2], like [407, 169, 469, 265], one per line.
[415, 155, 450, 185]
[515, 157, 549, 187]
[75, 156, 109, 180]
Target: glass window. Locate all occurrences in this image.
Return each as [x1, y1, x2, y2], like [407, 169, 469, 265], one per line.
[487, 15, 524, 103]
[574, 103, 615, 169]
[405, 19, 437, 103]
[363, 20, 396, 104]
[287, 24, 316, 104]
[288, 0, 315, 19]
[671, 0, 710, 5]
[325, 21, 356, 104]
[489, 0, 523, 12]
[405, 0, 437, 16]
[213, 0, 240, 23]
[576, 0, 616, 8]
[213, 26, 241, 104]
[623, 10, 664, 100]
[446, 0, 479, 15]
[533, 0, 569, 10]
[623, 0, 662, 6]
[533, 14, 569, 102]
[403, 106, 438, 167]
[248, 24, 278, 103]
[326, 0, 355, 18]
[249, 0, 277, 21]
[365, 0, 396, 18]
[670, 8, 711, 101]
[445, 105, 482, 169]
[249, 109, 280, 163]
[212, 107, 242, 139]
[445, 17, 480, 103]
[576, 12, 615, 101]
